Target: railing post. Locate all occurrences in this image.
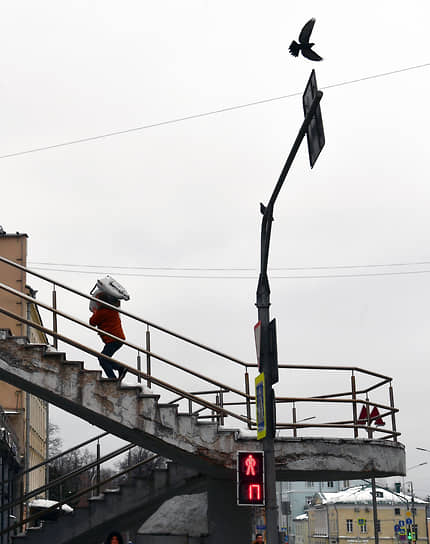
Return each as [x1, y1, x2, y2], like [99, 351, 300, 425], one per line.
[136, 351, 142, 384]
[146, 326, 151, 388]
[245, 368, 252, 429]
[292, 402, 297, 437]
[365, 394, 373, 439]
[351, 372, 358, 438]
[96, 440, 100, 496]
[389, 381, 397, 442]
[52, 286, 58, 349]
[218, 390, 224, 427]
[19, 477, 24, 535]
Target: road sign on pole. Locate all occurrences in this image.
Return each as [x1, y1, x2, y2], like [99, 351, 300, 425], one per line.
[302, 69, 325, 168]
[255, 373, 267, 440]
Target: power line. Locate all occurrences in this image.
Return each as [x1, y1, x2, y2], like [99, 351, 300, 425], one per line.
[28, 258, 430, 272]
[29, 265, 430, 280]
[1, 61, 429, 160]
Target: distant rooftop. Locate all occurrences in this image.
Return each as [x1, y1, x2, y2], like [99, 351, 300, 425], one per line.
[0, 226, 28, 238]
[317, 485, 427, 505]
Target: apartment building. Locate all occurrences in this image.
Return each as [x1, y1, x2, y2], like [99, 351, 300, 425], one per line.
[307, 485, 428, 544]
[0, 229, 48, 498]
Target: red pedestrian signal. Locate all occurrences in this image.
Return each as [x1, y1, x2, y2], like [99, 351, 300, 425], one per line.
[237, 451, 265, 506]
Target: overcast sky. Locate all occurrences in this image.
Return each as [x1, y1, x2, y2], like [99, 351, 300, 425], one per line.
[1, 1, 430, 496]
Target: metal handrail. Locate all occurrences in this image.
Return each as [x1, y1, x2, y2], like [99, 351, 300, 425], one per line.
[0, 305, 250, 426]
[0, 431, 108, 487]
[0, 441, 134, 515]
[0, 256, 400, 439]
[0, 452, 160, 537]
[0, 255, 249, 367]
[0, 281, 250, 402]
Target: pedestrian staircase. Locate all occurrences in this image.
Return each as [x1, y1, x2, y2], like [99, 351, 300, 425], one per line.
[0, 330, 405, 481]
[13, 461, 204, 544]
[0, 256, 406, 543]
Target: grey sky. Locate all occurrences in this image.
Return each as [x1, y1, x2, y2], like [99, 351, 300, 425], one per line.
[1, 1, 430, 494]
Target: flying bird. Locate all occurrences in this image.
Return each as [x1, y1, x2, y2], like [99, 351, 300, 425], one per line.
[289, 18, 323, 61]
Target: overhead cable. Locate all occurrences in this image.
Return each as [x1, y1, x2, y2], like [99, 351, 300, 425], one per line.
[0, 62, 429, 160]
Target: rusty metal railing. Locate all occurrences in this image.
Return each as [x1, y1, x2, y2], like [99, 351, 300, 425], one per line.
[0, 255, 400, 440]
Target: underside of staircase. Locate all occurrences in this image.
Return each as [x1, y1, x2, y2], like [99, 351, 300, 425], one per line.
[0, 331, 405, 481]
[13, 461, 205, 544]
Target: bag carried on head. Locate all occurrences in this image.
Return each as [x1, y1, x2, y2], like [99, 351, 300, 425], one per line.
[89, 276, 130, 312]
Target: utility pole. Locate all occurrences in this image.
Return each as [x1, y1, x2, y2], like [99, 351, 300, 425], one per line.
[255, 70, 325, 544]
[371, 478, 379, 544]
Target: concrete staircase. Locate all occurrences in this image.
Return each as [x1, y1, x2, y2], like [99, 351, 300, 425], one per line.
[0, 330, 405, 481]
[13, 461, 205, 544]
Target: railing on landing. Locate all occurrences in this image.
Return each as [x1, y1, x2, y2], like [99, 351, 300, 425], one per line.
[0, 255, 400, 440]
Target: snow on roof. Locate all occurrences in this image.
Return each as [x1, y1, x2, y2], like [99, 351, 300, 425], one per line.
[295, 513, 309, 521]
[28, 499, 73, 513]
[318, 486, 427, 505]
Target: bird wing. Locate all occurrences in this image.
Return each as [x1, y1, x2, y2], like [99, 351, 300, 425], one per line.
[302, 48, 323, 61]
[289, 41, 300, 57]
[298, 18, 316, 44]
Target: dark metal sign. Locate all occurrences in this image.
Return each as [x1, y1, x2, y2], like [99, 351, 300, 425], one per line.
[302, 69, 325, 168]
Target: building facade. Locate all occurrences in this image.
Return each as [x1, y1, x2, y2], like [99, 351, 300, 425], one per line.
[277, 480, 357, 543]
[307, 485, 428, 544]
[0, 230, 49, 501]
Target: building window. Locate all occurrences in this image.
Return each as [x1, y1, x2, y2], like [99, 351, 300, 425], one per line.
[376, 491, 383, 498]
[394, 508, 401, 515]
[360, 522, 367, 533]
[343, 480, 350, 489]
[327, 481, 334, 488]
[346, 520, 353, 533]
[306, 481, 314, 488]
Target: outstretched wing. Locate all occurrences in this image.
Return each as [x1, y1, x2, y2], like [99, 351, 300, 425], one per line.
[299, 18, 315, 44]
[289, 41, 300, 57]
[302, 48, 323, 61]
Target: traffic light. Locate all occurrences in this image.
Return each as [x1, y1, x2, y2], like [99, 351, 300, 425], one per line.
[407, 528, 412, 541]
[237, 451, 265, 506]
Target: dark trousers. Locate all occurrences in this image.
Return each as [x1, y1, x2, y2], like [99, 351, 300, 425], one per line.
[98, 340, 123, 378]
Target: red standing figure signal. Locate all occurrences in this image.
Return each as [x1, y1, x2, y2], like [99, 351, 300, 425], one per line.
[237, 451, 265, 506]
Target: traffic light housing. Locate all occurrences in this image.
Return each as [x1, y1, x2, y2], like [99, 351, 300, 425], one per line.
[407, 528, 412, 541]
[237, 451, 265, 506]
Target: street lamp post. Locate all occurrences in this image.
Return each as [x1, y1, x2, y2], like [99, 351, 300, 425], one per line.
[256, 74, 324, 544]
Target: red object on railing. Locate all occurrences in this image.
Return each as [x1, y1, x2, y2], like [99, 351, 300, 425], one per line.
[358, 405, 386, 426]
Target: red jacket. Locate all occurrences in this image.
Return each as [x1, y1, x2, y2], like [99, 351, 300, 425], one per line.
[90, 307, 125, 344]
